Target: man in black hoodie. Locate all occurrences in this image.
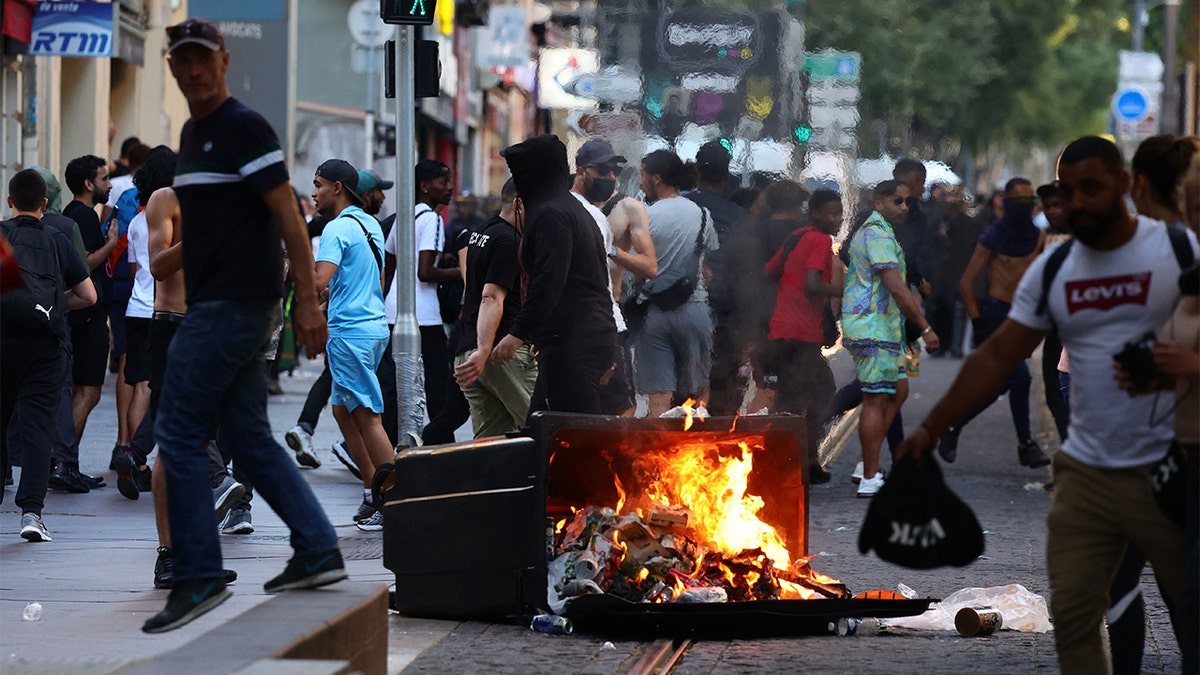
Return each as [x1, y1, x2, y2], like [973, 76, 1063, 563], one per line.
[493, 135, 617, 420]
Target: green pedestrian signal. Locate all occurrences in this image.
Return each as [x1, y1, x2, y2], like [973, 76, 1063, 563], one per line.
[381, 0, 436, 25]
[793, 125, 812, 145]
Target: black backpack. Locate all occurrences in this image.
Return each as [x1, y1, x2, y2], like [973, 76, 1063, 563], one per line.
[1, 217, 67, 336]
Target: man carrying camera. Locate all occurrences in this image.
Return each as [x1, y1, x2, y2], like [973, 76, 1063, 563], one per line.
[899, 136, 1198, 674]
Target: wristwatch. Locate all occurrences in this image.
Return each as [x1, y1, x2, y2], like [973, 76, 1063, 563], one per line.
[608, 244, 618, 260]
[921, 326, 932, 336]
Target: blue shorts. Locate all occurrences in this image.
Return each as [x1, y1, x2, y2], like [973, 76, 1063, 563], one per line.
[845, 339, 906, 395]
[327, 335, 387, 413]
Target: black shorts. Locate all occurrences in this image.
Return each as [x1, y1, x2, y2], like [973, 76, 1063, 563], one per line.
[598, 332, 635, 415]
[70, 312, 110, 387]
[123, 316, 152, 384]
[148, 313, 184, 411]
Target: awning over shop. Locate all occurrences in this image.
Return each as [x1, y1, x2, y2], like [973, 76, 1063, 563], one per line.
[2, 0, 38, 55]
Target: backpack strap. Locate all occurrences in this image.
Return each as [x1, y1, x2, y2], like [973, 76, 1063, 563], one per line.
[1166, 222, 1196, 270]
[1036, 238, 1074, 319]
[778, 226, 818, 270]
[601, 194, 622, 217]
[346, 213, 383, 272]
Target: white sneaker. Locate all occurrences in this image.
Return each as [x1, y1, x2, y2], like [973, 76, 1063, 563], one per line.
[20, 512, 52, 542]
[851, 462, 864, 484]
[856, 472, 885, 498]
[285, 425, 321, 469]
[356, 510, 384, 532]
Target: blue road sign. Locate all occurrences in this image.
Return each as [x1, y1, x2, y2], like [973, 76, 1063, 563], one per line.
[1114, 88, 1149, 121]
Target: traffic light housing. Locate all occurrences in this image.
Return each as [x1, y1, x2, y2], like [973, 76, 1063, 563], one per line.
[381, 0, 437, 26]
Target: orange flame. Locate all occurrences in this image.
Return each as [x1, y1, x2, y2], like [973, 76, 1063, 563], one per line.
[641, 439, 792, 569]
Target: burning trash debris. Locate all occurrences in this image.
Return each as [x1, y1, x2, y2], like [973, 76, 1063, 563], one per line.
[547, 435, 845, 614]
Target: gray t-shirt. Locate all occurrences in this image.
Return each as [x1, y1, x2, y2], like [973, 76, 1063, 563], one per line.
[645, 196, 719, 304]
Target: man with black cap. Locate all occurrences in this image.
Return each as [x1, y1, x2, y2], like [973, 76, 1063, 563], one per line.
[571, 139, 657, 415]
[311, 160, 391, 533]
[494, 135, 617, 418]
[145, 18, 344, 634]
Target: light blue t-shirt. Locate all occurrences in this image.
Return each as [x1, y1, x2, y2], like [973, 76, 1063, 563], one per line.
[317, 205, 388, 339]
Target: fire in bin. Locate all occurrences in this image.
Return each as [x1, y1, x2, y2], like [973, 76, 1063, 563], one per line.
[548, 433, 844, 610]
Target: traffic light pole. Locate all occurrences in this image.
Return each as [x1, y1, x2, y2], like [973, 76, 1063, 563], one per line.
[391, 23, 426, 449]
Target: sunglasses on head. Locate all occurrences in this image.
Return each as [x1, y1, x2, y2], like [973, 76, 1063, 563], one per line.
[166, 21, 222, 47]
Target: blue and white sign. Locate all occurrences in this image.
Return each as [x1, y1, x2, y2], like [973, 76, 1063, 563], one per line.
[31, 2, 115, 58]
[1113, 88, 1150, 122]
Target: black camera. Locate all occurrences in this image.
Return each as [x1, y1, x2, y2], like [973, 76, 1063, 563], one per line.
[1113, 332, 1160, 390]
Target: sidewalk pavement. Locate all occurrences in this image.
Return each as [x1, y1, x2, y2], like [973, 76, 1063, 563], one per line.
[0, 350, 1183, 673]
[0, 354, 462, 673]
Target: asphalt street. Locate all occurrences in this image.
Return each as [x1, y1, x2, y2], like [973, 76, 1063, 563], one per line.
[0, 347, 1182, 674]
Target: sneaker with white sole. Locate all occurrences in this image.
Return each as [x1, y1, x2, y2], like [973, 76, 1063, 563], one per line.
[330, 441, 362, 480]
[353, 499, 378, 523]
[851, 461, 864, 484]
[263, 549, 347, 593]
[20, 512, 52, 542]
[221, 509, 254, 535]
[212, 475, 245, 525]
[285, 425, 321, 469]
[856, 472, 885, 498]
[356, 510, 384, 532]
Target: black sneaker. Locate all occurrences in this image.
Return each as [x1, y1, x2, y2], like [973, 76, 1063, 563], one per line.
[808, 463, 832, 485]
[141, 577, 231, 633]
[1018, 439, 1050, 468]
[48, 462, 90, 493]
[116, 452, 140, 500]
[154, 547, 238, 589]
[110, 445, 131, 471]
[353, 499, 378, 523]
[135, 465, 153, 493]
[937, 428, 961, 464]
[263, 549, 347, 594]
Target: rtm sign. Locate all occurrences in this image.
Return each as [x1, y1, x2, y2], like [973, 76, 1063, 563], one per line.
[31, 1, 115, 58]
[31, 1, 114, 57]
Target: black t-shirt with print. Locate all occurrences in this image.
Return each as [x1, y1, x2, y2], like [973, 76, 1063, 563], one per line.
[456, 215, 522, 355]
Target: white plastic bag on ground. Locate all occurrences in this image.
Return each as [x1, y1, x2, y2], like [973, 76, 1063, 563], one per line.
[882, 584, 1053, 633]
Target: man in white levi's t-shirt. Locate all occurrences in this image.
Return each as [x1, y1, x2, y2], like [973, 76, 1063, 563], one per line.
[898, 136, 1197, 674]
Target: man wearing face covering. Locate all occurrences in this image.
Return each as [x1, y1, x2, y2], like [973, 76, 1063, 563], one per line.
[493, 135, 617, 420]
[935, 178, 1050, 468]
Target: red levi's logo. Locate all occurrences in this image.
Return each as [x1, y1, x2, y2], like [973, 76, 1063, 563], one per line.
[1065, 272, 1152, 314]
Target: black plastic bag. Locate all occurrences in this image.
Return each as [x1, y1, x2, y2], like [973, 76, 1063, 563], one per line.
[858, 454, 984, 569]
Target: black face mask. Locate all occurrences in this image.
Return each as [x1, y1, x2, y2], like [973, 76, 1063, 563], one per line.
[585, 177, 616, 203]
[1003, 198, 1034, 225]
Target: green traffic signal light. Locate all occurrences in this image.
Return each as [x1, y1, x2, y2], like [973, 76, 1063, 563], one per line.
[381, 0, 436, 25]
[793, 125, 812, 144]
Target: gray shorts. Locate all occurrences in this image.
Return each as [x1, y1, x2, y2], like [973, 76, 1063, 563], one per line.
[633, 302, 713, 396]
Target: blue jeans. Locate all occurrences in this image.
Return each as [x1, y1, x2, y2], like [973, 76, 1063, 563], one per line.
[156, 300, 337, 581]
[953, 298, 1033, 441]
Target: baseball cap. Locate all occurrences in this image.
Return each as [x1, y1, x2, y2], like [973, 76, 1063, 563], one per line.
[1035, 183, 1060, 201]
[695, 139, 732, 169]
[315, 159, 365, 207]
[166, 18, 225, 54]
[357, 169, 394, 193]
[575, 140, 626, 168]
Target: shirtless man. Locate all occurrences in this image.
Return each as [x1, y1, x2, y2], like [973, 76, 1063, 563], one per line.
[571, 139, 656, 415]
[138, 182, 239, 590]
[937, 177, 1049, 468]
